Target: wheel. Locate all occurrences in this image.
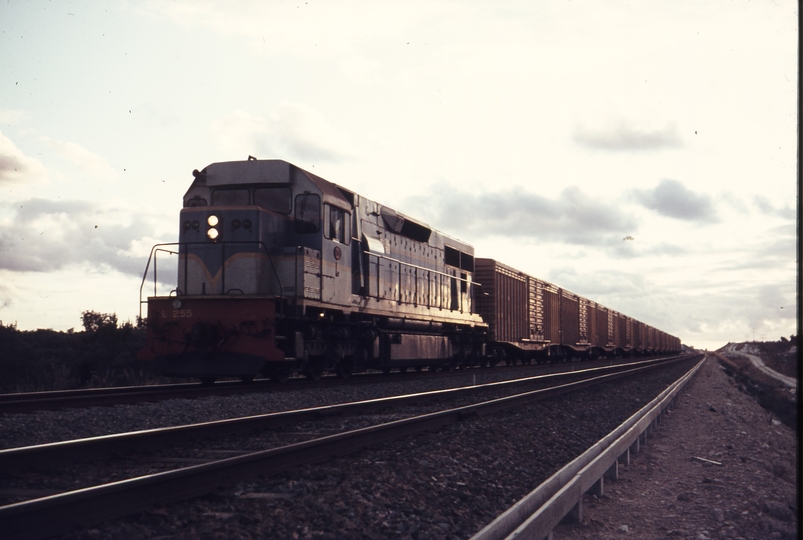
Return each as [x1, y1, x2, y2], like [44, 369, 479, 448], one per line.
[270, 369, 290, 384]
[240, 375, 255, 383]
[335, 364, 352, 379]
[306, 368, 324, 381]
[305, 355, 325, 381]
[399, 366, 408, 374]
[199, 377, 216, 386]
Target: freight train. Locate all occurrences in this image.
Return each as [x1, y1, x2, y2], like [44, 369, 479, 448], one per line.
[138, 158, 681, 382]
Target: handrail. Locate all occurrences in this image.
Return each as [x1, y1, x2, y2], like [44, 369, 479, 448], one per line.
[471, 354, 705, 540]
[138, 241, 284, 321]
[365, 251, 474, 313]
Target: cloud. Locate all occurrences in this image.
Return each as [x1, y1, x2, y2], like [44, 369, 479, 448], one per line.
[0, 283, 12, 313]
[631, 179, 717, 222]
[744, 283, 797, 330]
[0, 131, 47, 185]
[546, 266, 648, 300]
[753, 195, 795, 220]
[541, 266, 682, 332]
[719, 192, 749, 213]
[0, 110, 27, 124]
[610, 240, 689, 260]
[208, 104, 353, 163]
[40, 136, 119, 181]
[404, 184, 637, 246]
[574, 122, 682, 151]
[0, 198, 166, 278]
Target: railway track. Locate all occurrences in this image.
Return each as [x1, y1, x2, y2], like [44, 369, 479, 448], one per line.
[0, 356, 666, 414]
[0, 355, 693, 539]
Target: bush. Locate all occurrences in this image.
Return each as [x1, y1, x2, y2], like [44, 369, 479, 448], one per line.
[0, 312, 163, 393]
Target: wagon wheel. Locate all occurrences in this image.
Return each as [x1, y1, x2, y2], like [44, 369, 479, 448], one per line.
[305, 356, 325, 381]
[335, 359, 352, 379]
[271, 369, 290, 384]
[306, 367, 324, 381]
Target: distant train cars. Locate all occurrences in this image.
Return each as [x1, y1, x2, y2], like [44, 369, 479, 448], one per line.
[138, 158, 681, 382]
[473, 259, 681, 363]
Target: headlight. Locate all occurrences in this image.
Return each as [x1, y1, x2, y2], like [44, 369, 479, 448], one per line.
[207, 228, 219, 240]
[207, 215, 219, 227]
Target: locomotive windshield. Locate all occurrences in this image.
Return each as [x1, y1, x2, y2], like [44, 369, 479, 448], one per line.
[294, 193, 320, 233]
[254, 187, 292, 214]
[211, 188, 249, 206]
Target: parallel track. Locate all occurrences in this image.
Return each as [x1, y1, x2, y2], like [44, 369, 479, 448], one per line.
[0, 355, 691, 539]
[0, 356, 670, 414]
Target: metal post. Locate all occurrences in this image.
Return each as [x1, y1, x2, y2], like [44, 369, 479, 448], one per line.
[221, 241, 226, 294]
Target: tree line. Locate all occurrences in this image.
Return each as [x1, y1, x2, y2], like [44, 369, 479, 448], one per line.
[0, 311, 164, 393]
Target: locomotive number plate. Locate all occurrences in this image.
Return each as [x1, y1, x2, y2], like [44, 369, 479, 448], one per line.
[161, 309, 194, 319]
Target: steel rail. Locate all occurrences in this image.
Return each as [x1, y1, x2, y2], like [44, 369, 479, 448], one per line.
[0, 365, 478, 413]
[0, 356, 686, 474]
[0, 357, 692, 540]
[470, 354, 706, 540]
[0, 379, 284, 414]
[0, 354, 684, 414]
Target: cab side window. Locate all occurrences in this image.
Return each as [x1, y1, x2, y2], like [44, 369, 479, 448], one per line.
[324, 204, 350, 244]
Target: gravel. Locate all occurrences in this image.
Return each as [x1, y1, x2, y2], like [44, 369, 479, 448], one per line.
[0, 363, 621, 450]
[551, 353, 798, 540]
[5, 357, 701, 540]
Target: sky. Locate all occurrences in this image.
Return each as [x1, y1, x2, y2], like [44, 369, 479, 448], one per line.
[0, 0, 798, 351]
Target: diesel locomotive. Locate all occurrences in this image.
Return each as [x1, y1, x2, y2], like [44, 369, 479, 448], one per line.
[138, 158, 487, 382]
[138, 158, 681, 382]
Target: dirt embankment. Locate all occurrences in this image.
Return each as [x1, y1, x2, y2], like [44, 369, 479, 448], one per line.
[713, 344, 797, 430]
[553, 354, 797, 540]
[738, 341, 798, 379]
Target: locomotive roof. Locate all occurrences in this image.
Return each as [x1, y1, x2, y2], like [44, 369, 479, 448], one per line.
[196, 159, 352, 210]
[195, 159, 474, 250]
